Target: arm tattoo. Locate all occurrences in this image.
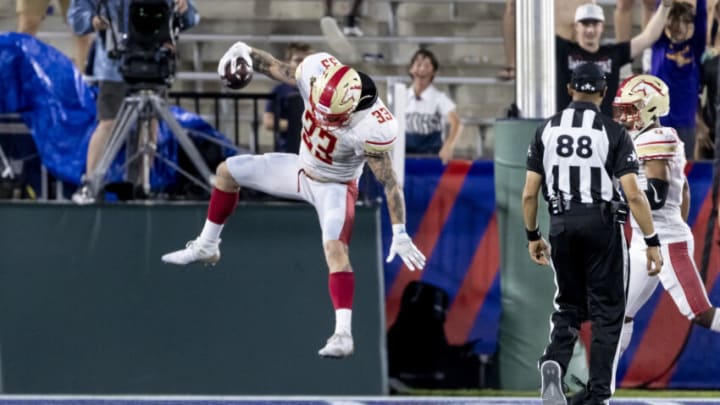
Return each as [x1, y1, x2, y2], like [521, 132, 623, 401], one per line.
[366, 151, 406, 224]
[249, 49, 296, 86]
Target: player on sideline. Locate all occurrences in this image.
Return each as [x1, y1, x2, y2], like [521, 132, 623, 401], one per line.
[161, 42, 426, 359]
[613, 74, 720, 356]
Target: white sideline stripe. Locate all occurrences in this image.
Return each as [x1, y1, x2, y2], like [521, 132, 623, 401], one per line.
[0, 396, 535, 402]
[0, 396, 717, 403]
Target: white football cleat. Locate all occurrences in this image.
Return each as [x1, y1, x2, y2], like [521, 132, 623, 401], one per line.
[540, 360, 566, 405]
[318, 332, 354, 359]
[161, 238, 221, 266]
[71, 185, 95, 205]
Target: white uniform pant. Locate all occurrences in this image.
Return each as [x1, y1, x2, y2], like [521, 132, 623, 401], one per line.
[225, 153, 359, 244]
[627, 236, 712, 319]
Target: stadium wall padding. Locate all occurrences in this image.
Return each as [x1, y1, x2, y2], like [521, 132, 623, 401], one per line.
[494, 119, 589, 390]
[0, 203, 387, 395]
[382, 159, 502, 357]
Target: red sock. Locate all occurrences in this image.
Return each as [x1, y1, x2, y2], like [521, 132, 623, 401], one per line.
[207, 188, 238, 224]
[329, 271, 354, 310]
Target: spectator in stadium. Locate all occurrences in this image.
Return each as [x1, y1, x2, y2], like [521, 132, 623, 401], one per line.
[324, 0, 365, 37]
[498, 0, 515, 80]
[405, 49, 463, 164]
[262, 43, 312, 154]
[67, 0, 199, 204]
[697, 0, 720, 158]
[161, 43, 426, 359]
[499, 0, 593, 81]
[649, 0, 706, 161]
[615, 0, 658, 41]
[697, 55, 718, 159]
[16, 0, 92, 71]
[612, 73, 720, 372]
[555, 1, 673, 116]
[523, 63, 662, 405]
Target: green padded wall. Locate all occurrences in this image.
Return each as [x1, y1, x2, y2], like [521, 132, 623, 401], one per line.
[0, 202, 386, 395]
[494, 119, 588, 390]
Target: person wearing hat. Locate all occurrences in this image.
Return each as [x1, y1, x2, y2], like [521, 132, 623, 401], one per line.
[523, 62, 663, 404]
[556, 1, 674, 116]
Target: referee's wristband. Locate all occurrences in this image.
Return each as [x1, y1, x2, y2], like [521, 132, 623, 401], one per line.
[644, 232, 661, 247]
[526, 227, 542, 242]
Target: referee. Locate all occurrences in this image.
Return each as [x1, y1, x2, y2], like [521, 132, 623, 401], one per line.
[521, 62, 663, 405]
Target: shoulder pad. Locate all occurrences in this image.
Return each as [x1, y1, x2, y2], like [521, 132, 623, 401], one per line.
[634, 127, 678, 161]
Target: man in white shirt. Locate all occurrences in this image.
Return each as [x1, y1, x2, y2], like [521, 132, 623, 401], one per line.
[405, 49, 463, 164]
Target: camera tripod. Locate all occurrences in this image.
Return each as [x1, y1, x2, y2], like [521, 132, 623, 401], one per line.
[86, 85, 214, 199]
[0, 144, 14, 180]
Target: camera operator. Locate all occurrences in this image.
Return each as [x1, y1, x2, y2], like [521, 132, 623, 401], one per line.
[67, 0, 200, 204]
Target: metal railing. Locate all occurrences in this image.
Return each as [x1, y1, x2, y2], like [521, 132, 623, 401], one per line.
[168, 91, 274, 154]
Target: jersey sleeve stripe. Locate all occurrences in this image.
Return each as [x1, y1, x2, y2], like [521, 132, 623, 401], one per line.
[638, 153, 675, 160]
[636, 143, 676, 157]
[366, 137, 396, 146]
[636, 140, 677, 147]
[365, 138, 396, 153]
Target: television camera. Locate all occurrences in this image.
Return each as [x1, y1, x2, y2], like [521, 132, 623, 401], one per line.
[86, 0, 214, 200]
[101, 0, 185, 86]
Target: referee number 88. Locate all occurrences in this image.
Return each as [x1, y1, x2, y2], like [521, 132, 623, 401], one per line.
[556, 135, 592, 158]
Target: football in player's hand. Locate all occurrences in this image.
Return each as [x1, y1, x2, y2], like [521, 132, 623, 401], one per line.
[221, 56, 253, 89]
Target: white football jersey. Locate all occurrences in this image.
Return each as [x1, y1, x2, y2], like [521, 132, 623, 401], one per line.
[293, 53, 397, 182]
[630, 126, 691, 243]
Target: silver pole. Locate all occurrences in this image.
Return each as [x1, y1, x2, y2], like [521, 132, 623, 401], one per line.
[388, 80, 406, 189]
[516, 0, 556, 118]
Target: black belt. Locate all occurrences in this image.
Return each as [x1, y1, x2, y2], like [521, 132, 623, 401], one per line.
[550, 199, 628, 223]
[561, 201, 606, 210]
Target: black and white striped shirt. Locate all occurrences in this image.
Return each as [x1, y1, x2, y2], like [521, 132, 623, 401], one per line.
[526, 101, 638, 204]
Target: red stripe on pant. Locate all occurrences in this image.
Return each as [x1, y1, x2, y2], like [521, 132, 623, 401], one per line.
[385, 160, 472, 330]
[444, 214, 500, 344]
[669, 241, 712, 316]
[621, 187, 717, 388]
[338, 181, 359, 245]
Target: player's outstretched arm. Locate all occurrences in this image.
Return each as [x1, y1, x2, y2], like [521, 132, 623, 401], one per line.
[366, 151, 426, 271]
[218, 42, 297, 86]
[249, 47, 297, 86]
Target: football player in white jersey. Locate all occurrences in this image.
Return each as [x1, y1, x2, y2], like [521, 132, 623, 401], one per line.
[613, 74, 720, 357]
[161, 42, 426, 359]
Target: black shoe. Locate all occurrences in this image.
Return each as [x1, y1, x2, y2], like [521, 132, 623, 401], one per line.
[567, 388, 585, 405]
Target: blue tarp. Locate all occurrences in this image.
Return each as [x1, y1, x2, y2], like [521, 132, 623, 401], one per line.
[0, 32, 233, 187]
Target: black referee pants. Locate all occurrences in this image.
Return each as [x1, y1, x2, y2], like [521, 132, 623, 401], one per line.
[539, 205, 627, 404]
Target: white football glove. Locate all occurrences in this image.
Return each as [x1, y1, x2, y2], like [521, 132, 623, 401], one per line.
[217, 41, 253, 77]
[386, 225, 426, 271]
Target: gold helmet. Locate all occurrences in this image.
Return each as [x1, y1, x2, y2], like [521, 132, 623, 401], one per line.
[309, 64, 362, 130]
[613, 74, 670, 132]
